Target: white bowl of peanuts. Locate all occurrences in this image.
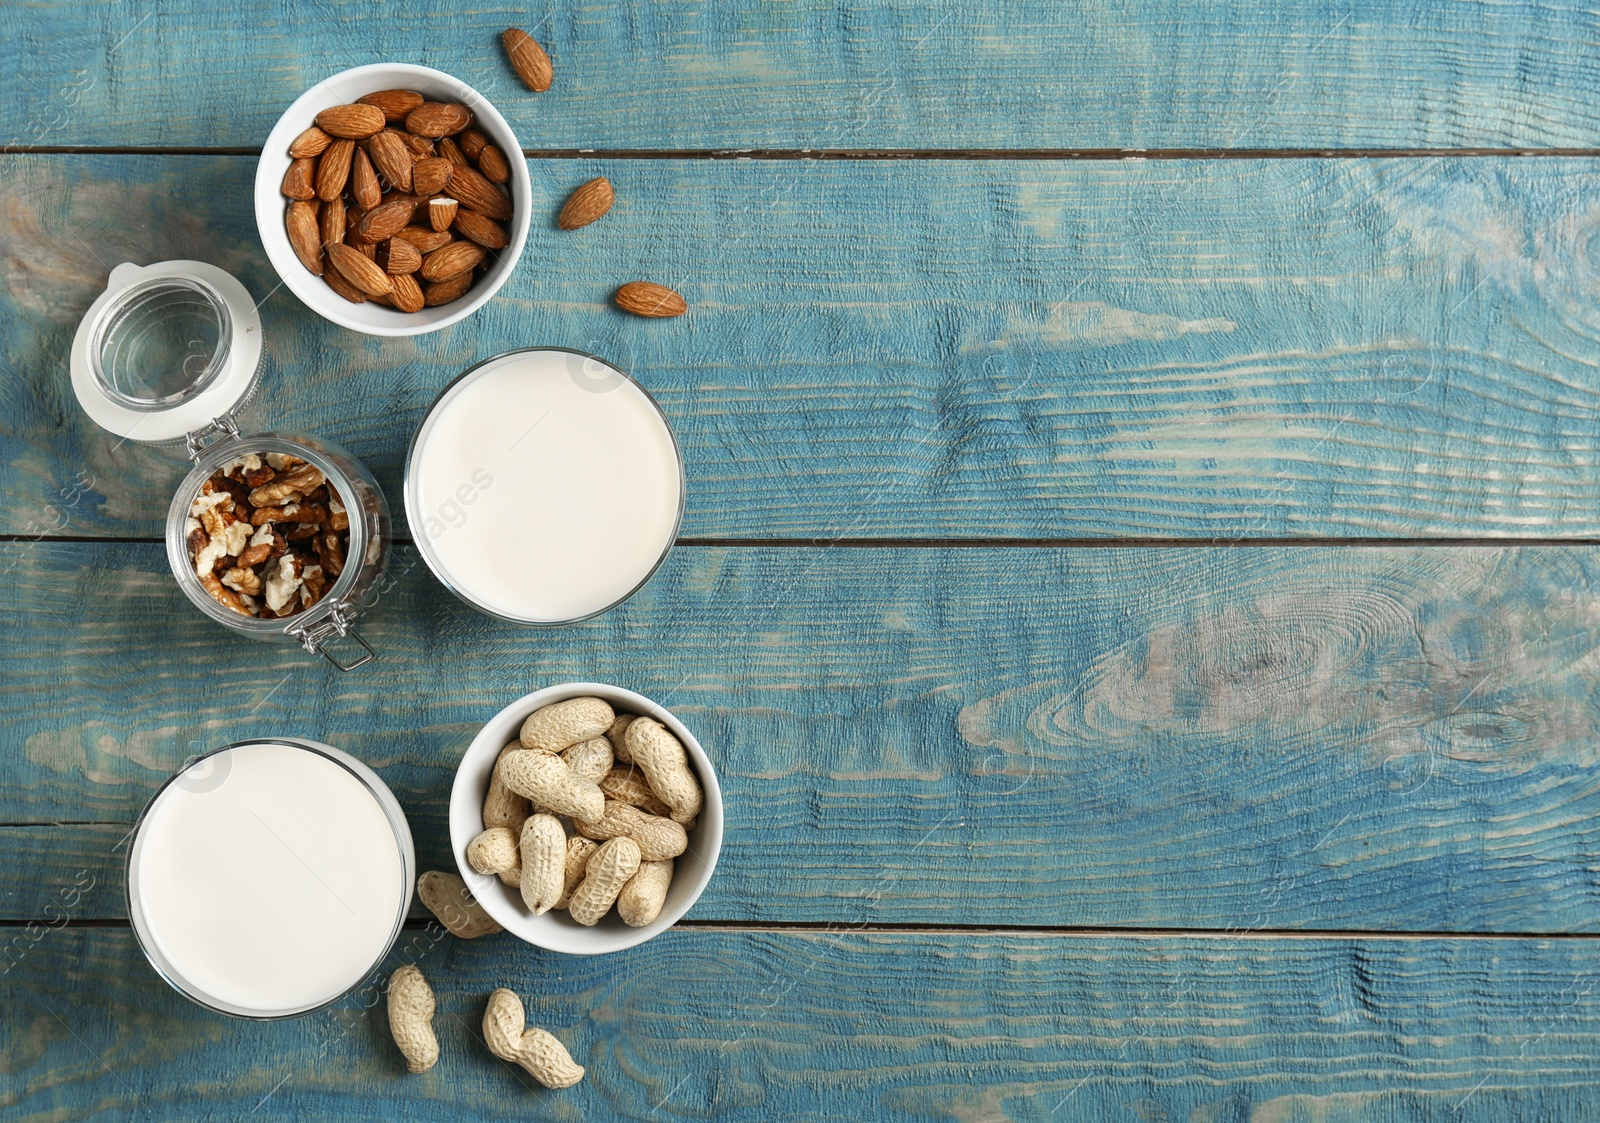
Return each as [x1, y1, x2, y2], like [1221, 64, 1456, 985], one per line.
[254, 62, 531, 336]
[446, 683, 724, 954]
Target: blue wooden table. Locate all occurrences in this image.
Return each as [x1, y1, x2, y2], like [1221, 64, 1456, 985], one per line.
[6, 2, 1600, 1119]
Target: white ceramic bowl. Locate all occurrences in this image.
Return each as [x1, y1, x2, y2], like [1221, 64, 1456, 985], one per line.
[254, 63, 532, 336]
[450, 683, 724, 954]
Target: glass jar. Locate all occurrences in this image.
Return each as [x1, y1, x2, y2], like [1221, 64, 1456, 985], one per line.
[71, 260, 389, 668]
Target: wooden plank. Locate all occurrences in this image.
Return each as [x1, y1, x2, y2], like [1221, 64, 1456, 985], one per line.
[7, 153, 1600, 541]
[3, 927, 1599, 1119]
[6, 542, 1600, 932]
[7, 1, 1600, 151]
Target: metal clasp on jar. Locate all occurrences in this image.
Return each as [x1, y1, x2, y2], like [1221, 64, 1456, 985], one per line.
[287, 601, 376, 671]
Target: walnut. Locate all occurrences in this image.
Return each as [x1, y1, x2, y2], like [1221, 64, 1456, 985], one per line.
[187, 456, 350, 620]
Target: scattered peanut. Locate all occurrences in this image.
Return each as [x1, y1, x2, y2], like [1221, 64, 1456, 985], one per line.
[623, 717, 704, 824]
[618, 859, 674, 927]
[417, 869, 502, 939]
[567, 836, 641, 926]
[483, 988, 584, 1088]
[500, 749, 605, 821]
[574, 800, 687, 862]
[561, 736, 614, 783]
[387, 965, 439, 1073]
[520, 697, 616, 753]
[467, 826, 519, 877]
[518, 813, 567, 915]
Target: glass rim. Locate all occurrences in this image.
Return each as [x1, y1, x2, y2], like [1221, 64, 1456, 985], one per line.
[124, 737, 414, 1021]
[401, 346, 686, 627]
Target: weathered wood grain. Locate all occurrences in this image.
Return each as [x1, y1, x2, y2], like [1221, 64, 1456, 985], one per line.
[7, 154, 1600, 540]
[6, 542, 1600, 932]
[7, 1, 1600, 151]
[3, 927, 1599, 1120]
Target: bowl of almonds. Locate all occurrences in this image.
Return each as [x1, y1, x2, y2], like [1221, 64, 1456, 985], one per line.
[254, 63, 531, 336]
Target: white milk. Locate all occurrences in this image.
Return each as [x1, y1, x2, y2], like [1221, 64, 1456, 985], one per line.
[131, 742, 408, 1016]
[407, 349, 682, 623]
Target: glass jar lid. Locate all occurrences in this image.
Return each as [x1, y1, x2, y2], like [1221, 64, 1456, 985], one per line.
[70, 260, 264, 447]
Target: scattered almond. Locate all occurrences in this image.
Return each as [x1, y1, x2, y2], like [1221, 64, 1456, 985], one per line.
[326, 243, 395, 296]
[358, 89, 424, 123]
[502, 28, 553, 92]
[285, 201, 323, 274]
[288, 125, 333, 159]
[316, 103, 386, 139]
[615, 281, 687, 318]
[558, 177, 614, 230]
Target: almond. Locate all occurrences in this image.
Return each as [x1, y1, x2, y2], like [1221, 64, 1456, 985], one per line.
[316, 103, 386, 139]
[405, 102, 472, 138]
[326, 243, 395, 296]
[357, 89, 424, 123]
[396, 224, 453, 253]
[420, 240, 487, 281]
[378, 237, 422, 274]
[397, 131, 435, 158]
[423, 272, 474, 306]
[366, 130, 413, 193]
[320, 195, 347, 245]
[615, 281, 686, 318]
[558, 177, 614, 230]
[438, 136, 468, 169]
[453, 209, 508, 249]
[449, 165, 513, 221]
[427, 198, 458, 233]
[351, 147, 382, 210]
[388, 271, 426, 313]
[315, 139, 355, 202]
[288, 125, 333, 158]
[281, 157, 316, 200]
[411, 156, 454, 196]
[322, 257, 368, 303]
[353, 198, 418, 244]
[502, 28, 553, 92]
[477, 145, 511, 184]
[285, 201, 323, 274]
[458, 127, 490, 161]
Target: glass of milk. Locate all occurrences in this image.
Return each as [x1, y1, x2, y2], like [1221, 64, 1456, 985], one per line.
[403, 348, 684, 624]
[126, 739, 415, 1019]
